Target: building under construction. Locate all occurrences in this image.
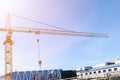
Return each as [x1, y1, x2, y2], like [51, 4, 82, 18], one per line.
[0, 57, 120, 80]
[76, 57, 120, 80]
[0, 69, 76, 80]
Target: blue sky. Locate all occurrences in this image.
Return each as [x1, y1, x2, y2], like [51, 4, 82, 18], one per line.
[0, 0, 120, 74]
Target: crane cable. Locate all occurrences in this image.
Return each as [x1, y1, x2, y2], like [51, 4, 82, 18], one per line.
[10, 14, 71, 31]
[37, 38, 42, 69]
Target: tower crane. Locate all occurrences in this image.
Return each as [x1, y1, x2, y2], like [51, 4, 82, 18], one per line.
[0, 13, 109, 80]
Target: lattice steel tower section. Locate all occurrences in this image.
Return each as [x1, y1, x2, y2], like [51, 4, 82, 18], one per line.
[3, 14, 13, 80]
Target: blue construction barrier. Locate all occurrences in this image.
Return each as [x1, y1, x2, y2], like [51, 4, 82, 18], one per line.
[12, 69, 61, 80]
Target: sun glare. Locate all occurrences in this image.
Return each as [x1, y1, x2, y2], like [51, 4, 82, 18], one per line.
[0, 0, 17, 25]
[0, 0, 12, 16]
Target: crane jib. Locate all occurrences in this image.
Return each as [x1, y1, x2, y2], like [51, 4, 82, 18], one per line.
[0, 27, 109, 38]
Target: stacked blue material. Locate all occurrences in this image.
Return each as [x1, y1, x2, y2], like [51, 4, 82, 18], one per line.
[12, 69, 61, 80]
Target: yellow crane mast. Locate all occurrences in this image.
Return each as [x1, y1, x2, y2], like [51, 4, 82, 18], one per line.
[0, 13, 108, 80]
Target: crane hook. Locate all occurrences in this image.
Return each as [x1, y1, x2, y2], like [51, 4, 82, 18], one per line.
[37, 39, 42, 69]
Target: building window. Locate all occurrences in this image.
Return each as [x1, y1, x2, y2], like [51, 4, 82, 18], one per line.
[114, 68, 117, 71]
[98, 71, 101, 73]
[85, 73, 88, 75]
[94, 71, 96, 74]
[108, 69, 112, 72]
[103, 70, 106, 73]
[89, 72, 92, 75]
